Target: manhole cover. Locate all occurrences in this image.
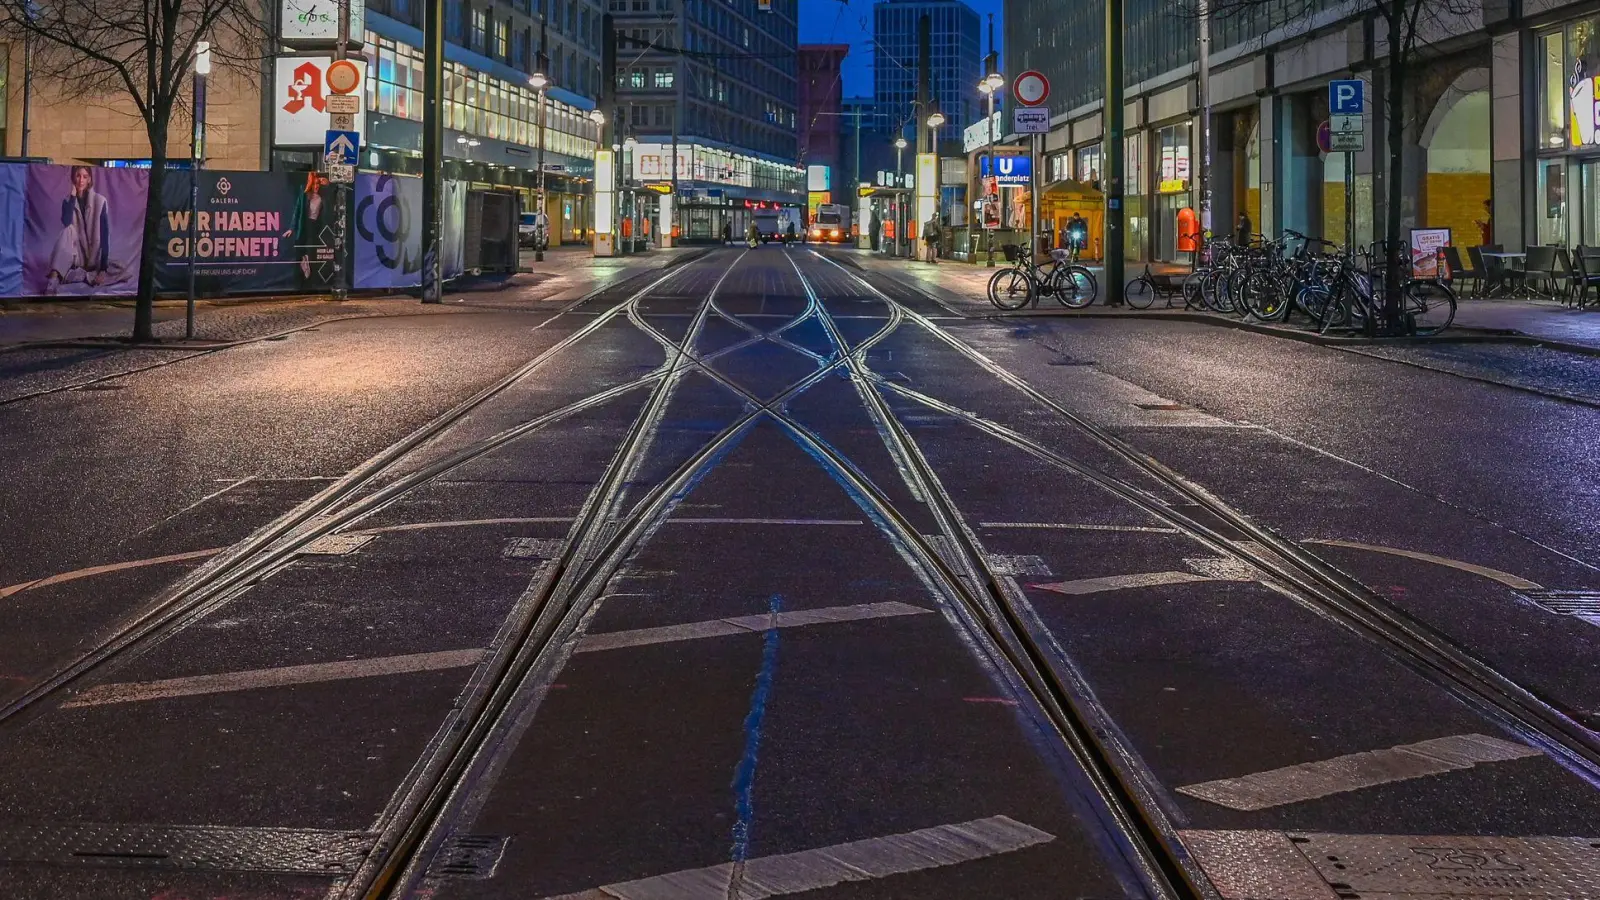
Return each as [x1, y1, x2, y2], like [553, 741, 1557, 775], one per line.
[987, 554, 1053, 578]
[427, 834, 508, 880]
[503, 537, 565, 560]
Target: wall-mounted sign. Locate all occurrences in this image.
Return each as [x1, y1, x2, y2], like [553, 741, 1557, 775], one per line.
[807, 165, 831, 192]
[275, 57, 368, 146]
[1158, 178, 1189, 193]
[1573, 73, 1600, 147]
[962, 110, 1004, 153]
[979, 155, 1031, 185]
[281, 0, 364, 43]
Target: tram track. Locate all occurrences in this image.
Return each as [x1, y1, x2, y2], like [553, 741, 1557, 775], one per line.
[813, 249, 1600, 788]
[351, 254, 911, 899]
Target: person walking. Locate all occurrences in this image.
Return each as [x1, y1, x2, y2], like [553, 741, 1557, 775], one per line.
[722, 221, 734, 246]
[746, 220, 761, 248]
[922, 214, 941, 264]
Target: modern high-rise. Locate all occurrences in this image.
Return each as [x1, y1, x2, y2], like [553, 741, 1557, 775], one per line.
[799, 45, 850, 178]
[872, 0, 981, 145]
[608, 0, 805, 238]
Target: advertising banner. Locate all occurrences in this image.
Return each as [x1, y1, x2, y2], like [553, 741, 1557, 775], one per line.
[23, 165, 147, 297]
[157, 171, 339, 295]
[1410, 227, 1451, 278]
[0, 164, 27, 297]
[354, 172, 422, 289]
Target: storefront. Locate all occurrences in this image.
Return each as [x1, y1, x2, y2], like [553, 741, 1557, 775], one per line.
[1532, 16, 1600, 247]
[1153, 121, 1194, 262]
[626, 141, 805, 243]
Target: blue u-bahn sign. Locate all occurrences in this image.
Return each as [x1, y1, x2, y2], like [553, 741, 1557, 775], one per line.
[980, 155, 1032, 186]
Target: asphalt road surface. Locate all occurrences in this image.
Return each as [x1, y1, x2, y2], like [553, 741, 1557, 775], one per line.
[2, 247, 1599, 900]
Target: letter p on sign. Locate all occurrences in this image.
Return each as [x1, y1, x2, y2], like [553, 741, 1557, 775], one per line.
[1329, 79, 1364, 114]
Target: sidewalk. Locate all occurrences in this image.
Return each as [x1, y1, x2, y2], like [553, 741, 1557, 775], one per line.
[0, 245, 694, 348]
[842, 249, 1600, 354]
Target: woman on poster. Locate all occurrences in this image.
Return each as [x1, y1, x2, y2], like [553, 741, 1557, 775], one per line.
[45, 166, 113, 294]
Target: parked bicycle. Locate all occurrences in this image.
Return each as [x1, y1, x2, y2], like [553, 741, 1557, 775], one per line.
[987, 245, 1098, 310]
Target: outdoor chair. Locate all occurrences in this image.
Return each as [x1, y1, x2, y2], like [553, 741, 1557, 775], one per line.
[1522, 245, 1559, 297]
[1575, 248, 1600, 309]
[1444, 245, 1481, 297]
[1475, 245, 1512, 295]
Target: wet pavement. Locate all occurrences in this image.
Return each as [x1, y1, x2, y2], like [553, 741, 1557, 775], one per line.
[1, 247, 1599, 899]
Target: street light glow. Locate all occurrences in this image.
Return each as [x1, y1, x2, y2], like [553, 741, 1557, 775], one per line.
[529, 72, 548, 90]
[194, 41, 211, 75]
[985, 72, 1005, 91]
[589, 109, 606, 125]
[926, 111, 946, 129]
[894, 137, 907, 150]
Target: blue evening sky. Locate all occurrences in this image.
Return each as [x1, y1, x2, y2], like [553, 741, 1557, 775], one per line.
[798, 0, 1003, 99]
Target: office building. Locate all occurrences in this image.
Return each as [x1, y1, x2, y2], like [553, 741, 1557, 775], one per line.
[609, 0, 805, 240]
[799, 45, 849, 179]
[872, 0, 980, 145]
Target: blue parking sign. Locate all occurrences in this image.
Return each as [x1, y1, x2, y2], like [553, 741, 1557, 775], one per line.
[1329, 80, 1364, 114]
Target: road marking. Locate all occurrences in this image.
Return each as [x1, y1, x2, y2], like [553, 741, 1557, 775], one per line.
[1182, 829, 1600, 900]
[62, 648, 486, 708]
[577, 601, 931, 653]
[665, 517, 865, 526]
[542, 815, 1053, 900]
[1177, 733, 1542, 811]
[980, 521, 1183, 534]
[134, 476, 256, 538]
[1303, 539, 1544, 590]
[1031, 571, 1218, 595]
[0, 547, 228, 601]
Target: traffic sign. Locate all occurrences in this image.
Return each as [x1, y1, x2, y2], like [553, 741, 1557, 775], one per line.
[1329, 79, 1364, 114]
[1330, 114, 1362, 134]
[327, 163, 355, 183]
[326, 59, 362, 94]
[326, 94, 361, 114]
[324, 129, 359, 165]
[329, 113, 355, 131]
[1013, 107, 1049, 134]
[1316, 120, 1333, 154]
[1330, 130, 1364, 151]
[1014, 70, 1050, 107]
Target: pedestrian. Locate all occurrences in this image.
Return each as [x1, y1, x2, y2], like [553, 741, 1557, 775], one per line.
[869, 212, 881, 251]
[746, 220, 761, 248]
[1475, 199, 1493, 246]
[1235, 210, 1252, 245]
[923, 214, 941, 264]
[786, 220, 798, 244]
[722, 222, 734, 246]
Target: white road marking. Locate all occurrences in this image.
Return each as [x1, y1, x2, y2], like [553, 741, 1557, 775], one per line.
[62, 648, 487, 708]
[979, 521, 1183, 534]
[1177, 733, 1542, 811]
[1303, 539, 1545, 590]
[1183, 829, 1600, 900]
[665, 517, 865, 526]
[134, 476, 256, 538]
[542, 815, 1053, 900]
[0, 547, 228, 601]
[577, 601, 931, 653]
[1031, 571, 1224, 595]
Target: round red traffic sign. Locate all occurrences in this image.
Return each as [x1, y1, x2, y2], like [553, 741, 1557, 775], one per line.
[1315, 119, 1333, 154]
[1015, 70, 1050, 107]
[326, 59, 362, 95]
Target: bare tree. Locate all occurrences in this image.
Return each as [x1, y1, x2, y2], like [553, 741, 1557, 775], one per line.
[1199, 0, 1476, 324]
[0, 0, 268, 340]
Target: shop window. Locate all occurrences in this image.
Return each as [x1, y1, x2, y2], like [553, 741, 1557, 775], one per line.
[1542, 32, 1566, 151]
[1076, 145, 1101, 187]
[1540, 158, 1568, 246]
[1570, 19, 1600, 147]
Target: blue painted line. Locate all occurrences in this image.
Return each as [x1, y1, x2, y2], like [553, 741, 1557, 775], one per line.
[730, 593, 782, 866]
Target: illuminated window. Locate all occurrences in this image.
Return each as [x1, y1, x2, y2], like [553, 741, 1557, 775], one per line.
[653, 69, 673, 88]
[471, 8, 486, 50]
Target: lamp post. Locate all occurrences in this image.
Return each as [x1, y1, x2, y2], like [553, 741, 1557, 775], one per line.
[624, 133, 638, 252]
[530, 71, 549, 261]
[925, 110, 945, 259]
[894, 136, 907, 258]
[186, 40, 211, 340]
[978, 72, 1003, 267]
[590, 108, 608, 254]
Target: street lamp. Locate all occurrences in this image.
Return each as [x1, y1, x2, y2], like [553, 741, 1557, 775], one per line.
[894, 136, 908, 258]
[530, 71, 549, 261]
[185, 39, 212, 339]
[978, 73, 1004, 267]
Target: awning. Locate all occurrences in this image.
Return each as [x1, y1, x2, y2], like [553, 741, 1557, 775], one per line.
[1042, 178, 1102, 197]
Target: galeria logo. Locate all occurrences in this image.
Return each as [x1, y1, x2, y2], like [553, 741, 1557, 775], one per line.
[284, 61, 327, 114]
[216, 177, 232, 195]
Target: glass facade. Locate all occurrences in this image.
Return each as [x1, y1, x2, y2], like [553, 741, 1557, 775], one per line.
[873, 0, 982, 144]
[363, 32, 599, 160]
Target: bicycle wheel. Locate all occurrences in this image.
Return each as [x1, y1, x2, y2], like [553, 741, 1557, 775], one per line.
[1182, 270, 1207, 309]
[1403, 280, 1457, 336]
[1123, 277, 1155, 309]
[988, 268, 1034, 310]
[1055, 266, 1097, 308]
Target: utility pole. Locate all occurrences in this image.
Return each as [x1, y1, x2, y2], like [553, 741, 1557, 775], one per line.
[332, 0, 351, 301]
[1104, 0, 1125, 300]
[982, 13, 999, 267]
[420, 0, 444, 302]
[916, 15, 931, 157]
[533, 8, 549, 262]
[1197, 0, 1212, 257]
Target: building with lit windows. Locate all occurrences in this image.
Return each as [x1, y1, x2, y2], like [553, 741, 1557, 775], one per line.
[872, 0, 981, 145]
[999, 0, 1551, 266]
[608, 0, 805, 240]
